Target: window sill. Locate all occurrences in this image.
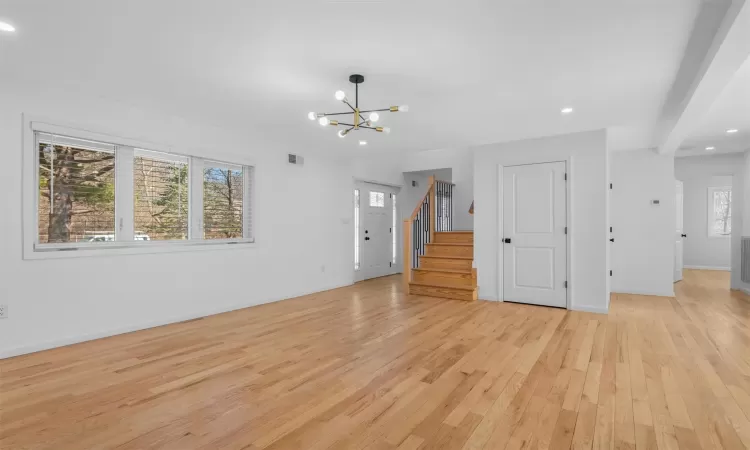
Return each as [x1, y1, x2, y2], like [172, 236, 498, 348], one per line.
[25, 238, 256, 260]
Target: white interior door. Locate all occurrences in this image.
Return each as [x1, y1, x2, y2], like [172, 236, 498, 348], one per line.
[675, 180, 684, 282]
[502, 162, 567, 308]
[361, 184, 395, 280]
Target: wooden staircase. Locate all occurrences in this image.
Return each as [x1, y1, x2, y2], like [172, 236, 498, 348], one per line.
[403, 176, 477, 301]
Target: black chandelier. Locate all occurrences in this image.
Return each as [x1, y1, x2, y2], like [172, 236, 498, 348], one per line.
[308, 74, 408, 143]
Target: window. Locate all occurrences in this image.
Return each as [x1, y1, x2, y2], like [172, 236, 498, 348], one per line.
[708, 186, 731, 237]
[354, 189, 360, 271]
[203, 163, 244, 240]
[37, 133, 116, 244]
[134, 150, 189, 241]
[392, 194, 397, 264]
[28, 123, 255, 257]
[369, 191, 385, 207]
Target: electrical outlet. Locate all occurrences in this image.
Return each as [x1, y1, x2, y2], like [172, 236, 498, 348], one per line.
[0, 304, 7, 319]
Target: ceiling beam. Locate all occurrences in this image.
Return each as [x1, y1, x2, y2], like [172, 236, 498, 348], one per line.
[658, 0, 750, 154]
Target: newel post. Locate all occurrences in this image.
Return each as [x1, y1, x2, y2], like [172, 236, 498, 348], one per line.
[403, 219, 411, 293]
[428, 175, 436, 243]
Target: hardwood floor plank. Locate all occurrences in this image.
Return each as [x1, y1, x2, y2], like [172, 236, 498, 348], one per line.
[1, 270, 748, 450]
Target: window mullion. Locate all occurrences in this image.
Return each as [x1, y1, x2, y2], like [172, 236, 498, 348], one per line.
[189, 157, 204, 240]
[115, 146, 135, 242]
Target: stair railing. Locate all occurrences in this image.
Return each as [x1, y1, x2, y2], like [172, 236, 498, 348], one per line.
[403, 176, 456, 291]
[435, 179, 454, 232]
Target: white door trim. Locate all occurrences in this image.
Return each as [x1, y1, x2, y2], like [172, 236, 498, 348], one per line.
[497, 158, 572, 309]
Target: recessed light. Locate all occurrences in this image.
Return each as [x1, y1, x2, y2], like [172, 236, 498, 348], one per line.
[0, 21, 15, 33]
[727, 129, 739, 134]
[561, 107, 574, 114]
[359, 140, 367, 146]
[706, 146, 715, 151]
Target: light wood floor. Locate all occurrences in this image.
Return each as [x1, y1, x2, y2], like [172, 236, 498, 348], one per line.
[1, 270, 749, 449]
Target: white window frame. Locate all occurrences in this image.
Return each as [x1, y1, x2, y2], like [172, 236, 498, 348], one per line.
[707, 186, 732, 238]
[23, 116, 256, 259]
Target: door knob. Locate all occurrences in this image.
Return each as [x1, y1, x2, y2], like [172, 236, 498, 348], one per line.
[681, 234, 687, 238]
[610, 238, 615, 242]
[504, 238, 511, 244]
[365, 237, 370, 241]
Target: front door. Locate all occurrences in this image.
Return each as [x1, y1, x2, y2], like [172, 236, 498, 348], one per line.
[361, 184, 396, 280]
[675, 180, 684, 282]
[502, 162, 567, 308]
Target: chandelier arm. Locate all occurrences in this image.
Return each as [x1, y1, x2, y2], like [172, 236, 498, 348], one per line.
[342, 100, 357, 112]
[359, 125, 378, 130]
[357, 108, 392, 114]
[336, 122, 356, 127]
[322, 111, 357, 116]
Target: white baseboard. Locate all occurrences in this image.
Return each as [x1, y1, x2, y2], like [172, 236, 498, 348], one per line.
[0, 281, 351, 360]
[684, 265, 730, 271]
[570, 304, 609, 314]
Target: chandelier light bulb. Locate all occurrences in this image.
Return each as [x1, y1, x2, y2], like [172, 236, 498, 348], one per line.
[335, 90, 346, 101]
[338, 130, 347, 138]
[399, 105, 409, 112]
[0, 21, 15, 33]
[369, 112, 380, 122]
[359, 141, 368, 146]
[308, 112, 317, 121]
[319, 117, 330, 126]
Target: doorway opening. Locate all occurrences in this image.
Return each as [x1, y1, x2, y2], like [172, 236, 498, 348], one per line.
[354, 181, 400, 282]
[674, 172, 733, 291]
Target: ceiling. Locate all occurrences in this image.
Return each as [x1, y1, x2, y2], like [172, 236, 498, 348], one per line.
[0, 0, 709, 156]
[677, 55, 750, 157]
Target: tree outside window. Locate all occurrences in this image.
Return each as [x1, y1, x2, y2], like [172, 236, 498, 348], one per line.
[708, 186, 731, 237]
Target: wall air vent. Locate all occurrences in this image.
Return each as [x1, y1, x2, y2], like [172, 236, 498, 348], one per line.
[288, 154, 304, 166]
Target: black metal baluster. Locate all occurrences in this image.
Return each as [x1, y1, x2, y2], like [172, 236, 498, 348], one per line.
[413, 215, 418, 268]
[426, 194, 430, 244]
[449, 184, 452, 231]
[438, 182, 443, 232]
[439, 182, 444, 231]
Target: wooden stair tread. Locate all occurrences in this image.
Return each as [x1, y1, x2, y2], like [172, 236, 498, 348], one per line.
[412, 268, 472, 274]
[426, 243, 473, 247]
[436, 231, 473, 234]
[419, 255, 473, 260]
[409, 282, 476, 291]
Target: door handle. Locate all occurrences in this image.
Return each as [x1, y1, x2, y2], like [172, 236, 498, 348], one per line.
[610, 238, 615, 242]
[681, 234, 687, 238]
[365, 237, 370, 241]
[504, 238, 511, 244]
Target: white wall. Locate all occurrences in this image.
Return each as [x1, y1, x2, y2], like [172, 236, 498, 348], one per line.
[401, 168, 451, 220]
[473, 130, 609, 313]
[400, 148, 474, 230]
[0, 82, 369, 358]
[675, 156, 737, 269]
[610, 150, 676, 297]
